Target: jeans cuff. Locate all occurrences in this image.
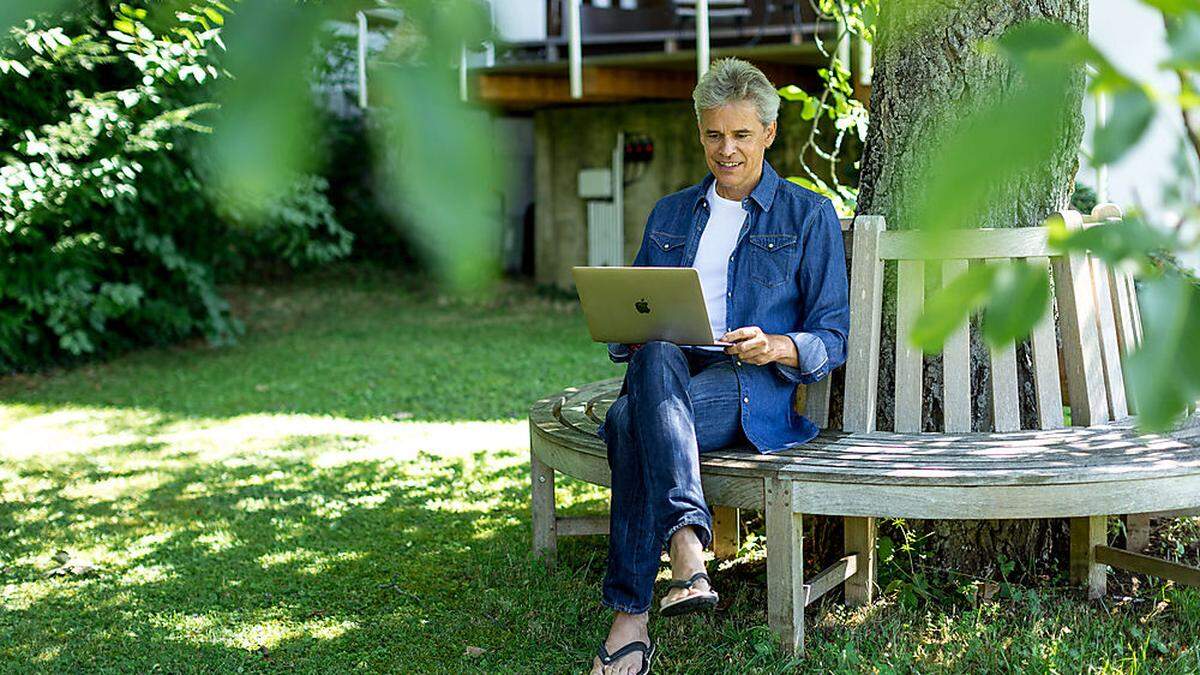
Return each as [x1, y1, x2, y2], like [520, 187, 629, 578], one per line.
[662, 514, 712, 550]
[600, 597, 650, 615]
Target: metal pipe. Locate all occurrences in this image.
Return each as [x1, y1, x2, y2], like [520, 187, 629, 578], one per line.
[696, 0, 710, 78]
[459, 42, 468, 102]
[357, 11, 368, 108]
[568, 0, 582, 98]
[1096, 90, 1109, 202]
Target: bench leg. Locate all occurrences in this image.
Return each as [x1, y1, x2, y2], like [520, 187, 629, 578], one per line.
[843, 516, 876, 607]
[712, 506, 740, 560]
[531, 448, 558, 569]
[765, 478, 804, 655]
[1070, 515, 1107, 599]
[1123, 513, 1151, 552]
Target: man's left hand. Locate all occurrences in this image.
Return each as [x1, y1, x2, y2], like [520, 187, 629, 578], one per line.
[721, 326, 797, 367]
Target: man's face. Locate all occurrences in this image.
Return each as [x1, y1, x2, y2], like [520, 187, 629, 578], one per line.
[698, 100, 776, 200]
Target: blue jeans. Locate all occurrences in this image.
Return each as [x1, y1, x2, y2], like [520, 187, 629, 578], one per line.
[596, 341, 746, 614]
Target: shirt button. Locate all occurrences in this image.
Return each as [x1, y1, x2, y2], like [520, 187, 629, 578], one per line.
[743, 396, 750, 404]
[662, 244, 669, 250]
[735, 361, 742, 367]
[767, 243, 774, 249]
[726, 291, 732, 297]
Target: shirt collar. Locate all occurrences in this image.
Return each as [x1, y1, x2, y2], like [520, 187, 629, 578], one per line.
[694, 159, 781, 212]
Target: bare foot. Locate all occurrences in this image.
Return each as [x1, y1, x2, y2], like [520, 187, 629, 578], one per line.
[589, 611, 650, 675]
[662, 525, 713, 607]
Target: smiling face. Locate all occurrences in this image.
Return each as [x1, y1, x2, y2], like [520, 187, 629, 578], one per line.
[698, 100, 777, 201]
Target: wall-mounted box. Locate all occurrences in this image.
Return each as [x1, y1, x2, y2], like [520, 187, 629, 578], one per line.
[578, 168, 613, 199]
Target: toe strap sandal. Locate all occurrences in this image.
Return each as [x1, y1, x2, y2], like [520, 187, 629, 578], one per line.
[596, 639, 656, 675]
[659, 571, 719, 617]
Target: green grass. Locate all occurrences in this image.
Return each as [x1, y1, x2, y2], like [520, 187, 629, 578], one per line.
[2, 269, 1199, 673]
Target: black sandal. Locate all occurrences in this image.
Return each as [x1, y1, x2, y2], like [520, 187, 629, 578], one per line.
[596, 638, 656, 674]
[659, 571, 719, 617]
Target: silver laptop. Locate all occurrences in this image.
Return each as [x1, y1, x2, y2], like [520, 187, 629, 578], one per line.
[572, 266, 728, 346]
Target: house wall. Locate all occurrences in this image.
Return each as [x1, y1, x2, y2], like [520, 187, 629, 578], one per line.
[533, 100, 815, 289]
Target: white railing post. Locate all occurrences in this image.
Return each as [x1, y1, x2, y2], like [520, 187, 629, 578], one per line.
[696, 0, 710, 78]
[568, 0, 582, 98]
[357, 11, 369, 109]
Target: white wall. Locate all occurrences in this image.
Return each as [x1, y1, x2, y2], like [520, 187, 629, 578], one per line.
[1087, 0, 1199, 270]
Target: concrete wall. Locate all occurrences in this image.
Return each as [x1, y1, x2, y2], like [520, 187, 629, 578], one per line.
[533, 100, 814, 288]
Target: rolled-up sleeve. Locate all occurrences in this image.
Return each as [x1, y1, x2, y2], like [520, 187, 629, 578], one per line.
[772, 199, 850, 385]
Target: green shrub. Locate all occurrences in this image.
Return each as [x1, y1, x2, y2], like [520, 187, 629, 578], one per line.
[215, 173, 353, 272]
[0, 2, 352, 372]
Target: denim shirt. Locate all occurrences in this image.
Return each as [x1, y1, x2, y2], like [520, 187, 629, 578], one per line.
[606, 160, 849, 453]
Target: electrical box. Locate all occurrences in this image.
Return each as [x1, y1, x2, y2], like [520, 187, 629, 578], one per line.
[578, 168, 613, 199]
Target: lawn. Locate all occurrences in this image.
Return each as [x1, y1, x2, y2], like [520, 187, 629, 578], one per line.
[2, 269, 1199, 673]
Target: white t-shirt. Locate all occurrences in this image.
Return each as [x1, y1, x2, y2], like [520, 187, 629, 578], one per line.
[692, 182, 747, 343]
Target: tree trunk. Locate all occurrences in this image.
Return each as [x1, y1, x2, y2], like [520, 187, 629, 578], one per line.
[852, 0, 1089, 577]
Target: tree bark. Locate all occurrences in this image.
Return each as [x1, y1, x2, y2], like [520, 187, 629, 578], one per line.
[851, 0, 1089, 577]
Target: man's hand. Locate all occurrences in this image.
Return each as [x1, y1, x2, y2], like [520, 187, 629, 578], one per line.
[721, 327, 798, 367]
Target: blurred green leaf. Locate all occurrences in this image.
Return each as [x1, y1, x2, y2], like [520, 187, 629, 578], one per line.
[1163, 10, 1200, 68]
[981, 262, 1050, 347]
[208, 0, 325, 204]
[371, 2, 501, 291]
[1141, 0, 1200, 16]
[1125, 272, 1200, 430]
[777, 84, 808, 101]
[1093, 85, 1155, 165]
[1049, 215, 1175, 269]
[910, 264, 996, 353]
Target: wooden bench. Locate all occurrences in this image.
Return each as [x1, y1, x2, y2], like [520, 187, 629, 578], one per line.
[528, 205, 1200, 654]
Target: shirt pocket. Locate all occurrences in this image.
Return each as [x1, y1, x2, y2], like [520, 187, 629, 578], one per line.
[647, 230, 687, 264]
[746, 233, 798, 288]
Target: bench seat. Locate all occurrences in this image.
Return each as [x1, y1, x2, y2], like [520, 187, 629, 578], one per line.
[533, 378, 1200, 520]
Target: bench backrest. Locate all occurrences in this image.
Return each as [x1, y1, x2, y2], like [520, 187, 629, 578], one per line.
[807, 206, 1141, 433]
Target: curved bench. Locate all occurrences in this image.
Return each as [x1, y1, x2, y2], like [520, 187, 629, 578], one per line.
[528, 207, 1200, 654]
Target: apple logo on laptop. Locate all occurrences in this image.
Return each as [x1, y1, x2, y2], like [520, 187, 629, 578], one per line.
[635, 298, 650, 314]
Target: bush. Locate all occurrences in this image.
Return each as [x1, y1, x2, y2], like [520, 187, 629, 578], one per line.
[0, 2, 352, 372]
[215, 173, 353, 274]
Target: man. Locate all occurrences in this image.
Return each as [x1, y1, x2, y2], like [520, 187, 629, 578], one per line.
[590, 58, 849, 675]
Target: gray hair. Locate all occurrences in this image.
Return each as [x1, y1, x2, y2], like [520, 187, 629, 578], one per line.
[692, 58, 780, 126]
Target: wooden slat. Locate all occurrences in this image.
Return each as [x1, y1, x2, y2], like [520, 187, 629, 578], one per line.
[894, 259, 924, 433]
[843, 216, 886, 432]
[1109, 267, 1138, 357]
[712, 506, 741, 559]
[1095, 545, 1200, 588]
[843, 517, 876, 607]
[987, 260, 1021, 432]
[1070, 515, 1107, 599]
[1028, 257, 1064, 430]
[877, 227, 1052, 261]
[942, 260, 972, 432]
[804, 554, 858, 607]
[805, 378, 832, 428]
[766, 478, 804, 655]
[787, 475, 1200, 519]
[555, 515, 608, 537]
[1049, 210, 1109, 426]
[1126, 273, 1145, 346]
[1089, 256, 1129, 419]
